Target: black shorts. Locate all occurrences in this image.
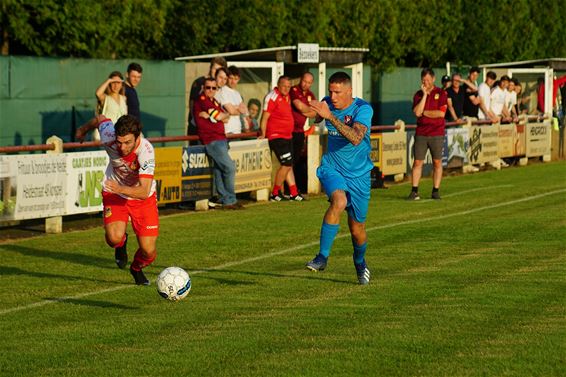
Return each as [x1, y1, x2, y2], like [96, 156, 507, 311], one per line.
[269, 138, 294, 166]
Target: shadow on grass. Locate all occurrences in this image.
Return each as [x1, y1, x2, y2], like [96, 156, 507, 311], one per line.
[196, 268, 355, 285]
[0, 265, 126, 285]
[43, 297, 138, 310]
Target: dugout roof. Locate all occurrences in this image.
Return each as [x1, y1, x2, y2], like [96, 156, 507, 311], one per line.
[479, 58, 566, 71]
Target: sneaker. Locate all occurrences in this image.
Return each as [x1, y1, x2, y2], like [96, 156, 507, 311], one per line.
[355, 260, 371, 285]
[130, 266, 150, 286]
[407, 191, 421, 201]
[290, 193, 305, 201]
[208, 197, 223, 208]
[270, 193, 286, 202]
[431, 191, 441, 200]
[115, 233, 128, 269]
[306, 253, 328, 271]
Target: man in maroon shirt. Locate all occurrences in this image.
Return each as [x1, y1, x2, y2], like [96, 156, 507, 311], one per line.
[409, 68, 447, 201]
[193, 77, 242, 209]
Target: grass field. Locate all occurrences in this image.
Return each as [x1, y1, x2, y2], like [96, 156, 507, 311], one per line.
[1, 161, 565, 377]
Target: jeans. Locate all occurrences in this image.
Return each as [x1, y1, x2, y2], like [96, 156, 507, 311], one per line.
[205, 140, 237, 205]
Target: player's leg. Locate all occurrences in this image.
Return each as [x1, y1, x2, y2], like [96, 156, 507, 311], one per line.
[128, 194, 159, 285]
[102, 191, 129, 269]
[346, 173, 371, 285]
[429, 136, 445, 199]
[269, 139, 295, 201]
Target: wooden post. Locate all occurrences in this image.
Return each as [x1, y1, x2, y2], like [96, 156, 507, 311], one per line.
[45, 136, 63, 234]
[307, 133, 321, 194]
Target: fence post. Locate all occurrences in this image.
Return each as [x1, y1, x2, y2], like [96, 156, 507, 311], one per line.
[518, 115, 529, 166]
[45, 136, 63, 234]
[307, 133, 321, 194]
[393, 120, 406, 182]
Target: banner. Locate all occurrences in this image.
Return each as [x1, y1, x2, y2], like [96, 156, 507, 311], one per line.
[381, 132, 407, 175]
[154, 147, 183, 204]
[370, 134, 382, 168]
[498, 124, 515, 158]
[468, 125, 499, 164]
[66, 151, 108, 215]
[181, 145, 212, 201]
[443, 127, 469, 168]
[526, 122, 551, 157]
[228, 139, 272, 193]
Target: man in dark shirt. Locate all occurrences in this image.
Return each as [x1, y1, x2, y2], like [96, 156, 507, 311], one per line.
[125, 62, 143, 121]
[462, 66, 480, 118]
[445, 73, 470, 122]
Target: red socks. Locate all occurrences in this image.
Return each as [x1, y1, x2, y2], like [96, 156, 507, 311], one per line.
[131, 249, 156, 271]
[289, 185, 298, 197]
[272, 185, 282, 196]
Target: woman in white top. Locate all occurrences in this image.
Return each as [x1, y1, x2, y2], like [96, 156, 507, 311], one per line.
[96, 71, 128, 124]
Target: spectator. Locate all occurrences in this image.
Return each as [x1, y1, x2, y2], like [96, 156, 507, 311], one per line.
[507, 78, 518, 118]
[215, 66, 248, 135]
[188, 57, 227, 135]
[259, 76, 304, 202]
[462, 66, 480, 118]
[242, 98, 261, 132]
[441, 75, 451, 91]
[515, 82, 529, 115]
[408, 68, 447, 201]
[478, 71, 498, 122]
[445, 73, 466, 122]
[490, 75, 511, 121]
[95, 71, 128, 130]
[290, 72, 317, 192]
[193, 77, 242, 210]
[125, 62, 143, 121]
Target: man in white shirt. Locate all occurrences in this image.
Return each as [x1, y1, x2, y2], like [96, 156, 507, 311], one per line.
[506, 78, 518, 118]
[214, 66, 248, 135]
[490, 75, 511, 121]
[478, 71, 498, 121]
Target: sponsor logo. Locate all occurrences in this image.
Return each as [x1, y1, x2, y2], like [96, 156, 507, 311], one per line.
[146, 225, 158, 229]
[434, 93, 440, 100]
[344, 115, 353, 125]
[104, 207, 112, 218]
[129, 160, 139, 170]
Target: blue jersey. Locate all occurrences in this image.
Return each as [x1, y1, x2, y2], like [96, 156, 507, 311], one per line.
[321, 96, 374, 178]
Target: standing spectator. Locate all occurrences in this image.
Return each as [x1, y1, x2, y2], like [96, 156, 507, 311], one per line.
[478, 71, 498, 121]
[259, 76, 304, 202]
[462, 66, 480, 118]
[408, 68, 447, 201]
[305, 71, 374, 285]
[290, 72, 317, 192]
[193, 77, 242, 210]
[490, 75, 511, 121]
[215, 66, 248, 135]
[445, 73, 466, 122]
[125, 62, 143, 121]
[95, 71, 128, 124]
[507, 78, 518, 118]
[242, 98, 261, 132]
[515, 82, 528, 115]
[188, 57, 227, 135]
[441, 75, 451, 91]
[75, 114, 159, 286]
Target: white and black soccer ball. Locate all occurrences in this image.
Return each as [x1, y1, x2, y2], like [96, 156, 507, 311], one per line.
[156, 267, 191, 301]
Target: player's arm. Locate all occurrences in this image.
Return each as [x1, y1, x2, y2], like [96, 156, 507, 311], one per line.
[105, 177, 153, 200]
[75, 115, 106, 142]
[258, 111, 270, 139]
[310, 100, 366, 145]
[292, 99, 317, 118]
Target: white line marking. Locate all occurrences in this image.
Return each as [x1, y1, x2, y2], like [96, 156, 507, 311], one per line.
[1, 188, 564, 316]
[441, 184, 514, 198]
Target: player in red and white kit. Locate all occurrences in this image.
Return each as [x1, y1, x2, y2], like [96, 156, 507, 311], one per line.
[76, 114, 158, 285]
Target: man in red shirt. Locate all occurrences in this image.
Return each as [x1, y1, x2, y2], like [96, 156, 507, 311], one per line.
[260, 76, 304, 201]
[409, 68, 447, 201]
[290, 72, 317, 191]
[193, 77, 242, 210]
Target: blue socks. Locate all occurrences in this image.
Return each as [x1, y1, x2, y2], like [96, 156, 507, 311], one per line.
[319, 222, 340, 258]
[353, 241, 367, 265]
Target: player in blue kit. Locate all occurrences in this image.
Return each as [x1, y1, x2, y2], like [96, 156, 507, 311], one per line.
[306, 72, 373, 285]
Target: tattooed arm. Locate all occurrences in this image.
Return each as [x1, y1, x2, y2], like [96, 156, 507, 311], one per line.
[310, 100, 367, 145]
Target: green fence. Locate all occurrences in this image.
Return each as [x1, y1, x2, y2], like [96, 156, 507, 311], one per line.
[0, 56, 186, 147]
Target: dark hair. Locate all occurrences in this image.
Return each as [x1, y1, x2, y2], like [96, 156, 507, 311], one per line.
[227, 65, 240, 77]
[421, 68, 435, 78]
[204, 77, 216, 85]
[470, 66, 480, 74]
[114, 115, 142, 138]
[106, 71, 124, 96]
[500, 75, 510, 82]
[215, 67, 227, 79]
[127, 62, 142, 74]
[486, 71, 497, 80]
[277, 75, 291, 84]
[328, 71, 351, 85]
[248, 98, 261, 109]
[210, 57, 227, 70]
[511, 78, 520, 85]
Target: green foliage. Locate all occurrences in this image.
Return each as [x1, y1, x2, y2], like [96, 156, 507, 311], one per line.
[2, 0, 566, 70]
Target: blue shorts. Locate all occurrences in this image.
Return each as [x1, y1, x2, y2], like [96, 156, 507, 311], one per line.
[317, 165, 371, 223]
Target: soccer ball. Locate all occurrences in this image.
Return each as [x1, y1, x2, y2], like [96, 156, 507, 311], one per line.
[156, 267, 192, 301]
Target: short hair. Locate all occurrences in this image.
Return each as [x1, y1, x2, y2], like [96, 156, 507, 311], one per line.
[127, 62, 142, 74]
[470, 66, 480, 74]
[248, 98, 261, 109]
[421, 68, 435, 78]
[227, 65, 240, 77]
[204, 77, 216, 85]
[500, 75, 510, 82]
[511, 78, 520, 85]
[486, 71, 497, 80]
[451, 72, 462, 80]
[302, 71, 314, 80]
[215, 67, 227, 79]
[210, 57, 227, 70]
[277, 75, 291, 84]
[328, 71, 351, 85]
[115, 115, 142, 138]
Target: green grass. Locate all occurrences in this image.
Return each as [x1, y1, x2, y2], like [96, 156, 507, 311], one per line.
[1, 161, 565, 377]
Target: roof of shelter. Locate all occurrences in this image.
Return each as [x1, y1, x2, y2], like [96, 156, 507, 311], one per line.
[479, 58, 566, 70]
[175, 45, 369, 65]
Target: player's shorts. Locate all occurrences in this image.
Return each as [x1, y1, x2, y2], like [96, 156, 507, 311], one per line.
[269, 138, 294, 166]
[414, 135, 444, 160]
[102, 191, 159, 237]
[317, 164, 371, 223]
